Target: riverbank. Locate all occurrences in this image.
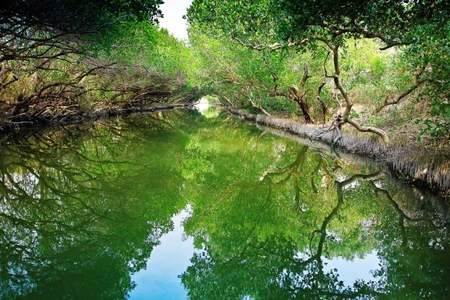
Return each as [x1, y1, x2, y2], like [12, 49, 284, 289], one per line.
[0, 103, 191, 132]
[1, 103, 448, 199]
[227, 107, 450, 199]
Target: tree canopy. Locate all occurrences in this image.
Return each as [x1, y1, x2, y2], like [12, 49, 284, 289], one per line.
[0, 0, 164, 63]
[186, 0, 449, 142]
[0, 0, 448, 143]
[0, 0, 163, 31]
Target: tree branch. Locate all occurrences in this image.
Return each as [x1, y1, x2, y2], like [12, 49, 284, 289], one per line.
[232, 37, 308, 51]
[320, 39, 390, 143]
[375, 80, 426, 114]
[330, 23, 410, 50]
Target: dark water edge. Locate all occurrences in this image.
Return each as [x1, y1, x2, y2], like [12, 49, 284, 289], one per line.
[1, 104, 448, 199]
[227, 107, 450, 200]
[0, 104, 190, 133]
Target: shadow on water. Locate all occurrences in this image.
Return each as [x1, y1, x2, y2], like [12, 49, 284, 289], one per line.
[0, 109, 448, 299]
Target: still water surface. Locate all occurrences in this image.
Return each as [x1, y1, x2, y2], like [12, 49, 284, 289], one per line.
[0, 108, 448, 299]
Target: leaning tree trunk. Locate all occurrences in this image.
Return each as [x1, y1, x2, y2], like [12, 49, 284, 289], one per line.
[326, 42, 389, 143]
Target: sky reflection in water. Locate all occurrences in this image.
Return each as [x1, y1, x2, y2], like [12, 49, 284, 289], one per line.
[0, 109, 447, 299]
[130, 209, 194, 300]
[129, 212, 381, 299]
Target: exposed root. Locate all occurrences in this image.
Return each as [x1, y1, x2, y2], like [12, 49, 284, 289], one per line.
[310, 114, 343, 145]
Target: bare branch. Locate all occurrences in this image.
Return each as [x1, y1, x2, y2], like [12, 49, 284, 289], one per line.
[375, 80, 426, 114]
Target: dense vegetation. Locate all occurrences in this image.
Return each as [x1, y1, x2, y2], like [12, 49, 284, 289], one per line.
[0, 0, 448, 144]
[0, 0, 196, 128]
[186, 0, 449, 143]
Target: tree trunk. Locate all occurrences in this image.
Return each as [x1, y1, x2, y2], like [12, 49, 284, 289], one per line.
[316, 81, 329, 123]
[298, 97, 315, 124]
[326, 42, 389, 143]
[289, 86, 315, 124]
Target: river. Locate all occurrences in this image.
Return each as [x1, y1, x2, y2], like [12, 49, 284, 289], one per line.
[0, 106, 448, 299]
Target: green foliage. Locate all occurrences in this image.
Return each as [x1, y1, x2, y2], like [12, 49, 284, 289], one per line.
[0, 0, 164, 31]
[187, 0, 273, 40]
[104, 21, 191, 77]
[1, 0, 165, 61]
[404, 19, 450, 140]
[0, 0, 200, 125]
[186, 0, 449, 140]
[273, 0, 445, 44]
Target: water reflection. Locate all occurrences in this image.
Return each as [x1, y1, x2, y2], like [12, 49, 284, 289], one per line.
[0, 114, 190, 299]
[0, 110, 448, 299]
[323, 251, 380, 286]
[130, 208, 194, 300]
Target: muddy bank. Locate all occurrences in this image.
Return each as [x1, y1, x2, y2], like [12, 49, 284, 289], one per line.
[0, 104, 190, 132]
[228, 107, 450, 199]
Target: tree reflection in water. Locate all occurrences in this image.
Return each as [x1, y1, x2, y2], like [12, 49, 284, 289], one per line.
[180, 123, 449, 300]
[0, 114, 189, 300]
[0, 110, 448, 299]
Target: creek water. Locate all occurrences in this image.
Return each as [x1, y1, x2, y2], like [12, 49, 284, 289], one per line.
[0, 107, 448, 299]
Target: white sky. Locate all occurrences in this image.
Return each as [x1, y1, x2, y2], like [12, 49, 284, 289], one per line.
[158, 0, 193, 40]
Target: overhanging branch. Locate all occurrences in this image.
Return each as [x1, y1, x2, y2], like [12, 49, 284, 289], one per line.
[232, 37, 308, 51]
[375, 79, 426, 114]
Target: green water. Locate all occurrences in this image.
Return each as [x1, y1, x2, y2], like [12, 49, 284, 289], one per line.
[0, 109, 448, 299]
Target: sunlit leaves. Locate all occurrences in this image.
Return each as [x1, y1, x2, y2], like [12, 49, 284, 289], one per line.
[187, 0, 449, 140]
